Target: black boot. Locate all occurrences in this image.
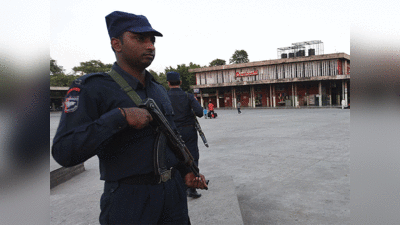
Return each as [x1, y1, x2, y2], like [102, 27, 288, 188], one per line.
[187, 188, 201, 198]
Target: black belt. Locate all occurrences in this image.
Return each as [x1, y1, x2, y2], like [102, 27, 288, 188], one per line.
[178, 124, 194, 128]
[119, 168, 176, 185]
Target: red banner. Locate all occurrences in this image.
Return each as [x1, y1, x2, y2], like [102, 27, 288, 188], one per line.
[236, 70, 258, 77]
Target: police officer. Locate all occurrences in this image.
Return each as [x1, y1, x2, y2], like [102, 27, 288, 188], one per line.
[167, 72, 204, 198]
[52, 11, 207, 224]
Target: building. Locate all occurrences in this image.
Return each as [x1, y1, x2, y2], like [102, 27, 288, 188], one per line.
[50, 86, 69, 111]
[190, 51, 350, 109]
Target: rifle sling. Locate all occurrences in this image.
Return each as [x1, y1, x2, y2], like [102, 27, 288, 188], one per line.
[107, 69, 168, 175]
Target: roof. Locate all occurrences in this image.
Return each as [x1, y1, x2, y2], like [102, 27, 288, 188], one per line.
[189, 53, 350, 73]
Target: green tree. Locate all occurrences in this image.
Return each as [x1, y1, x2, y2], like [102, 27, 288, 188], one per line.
[209, 58, 226, 67]
[50, 58, 64, 75]
[229, 50, 249, 64]
[164, 62, 201, 92]
[50, 59, 78, 87]
[72, 60, 112, 75]
[149, 69, 168, 90]
[50, 73, 78, 87]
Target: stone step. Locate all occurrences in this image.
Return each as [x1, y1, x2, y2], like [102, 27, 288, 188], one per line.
[188, 176, 244, 225]
[50, 163, 85, 189]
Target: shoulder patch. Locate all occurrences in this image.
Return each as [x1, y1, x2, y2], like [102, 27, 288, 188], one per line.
[64, 95, 79, 113]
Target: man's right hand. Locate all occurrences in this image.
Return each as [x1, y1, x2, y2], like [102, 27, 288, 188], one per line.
[121, 107, 153, 129]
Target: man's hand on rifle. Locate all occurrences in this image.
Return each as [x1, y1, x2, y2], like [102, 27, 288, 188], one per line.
[184, 172, 208, 190]
[120, 107, 153, 129]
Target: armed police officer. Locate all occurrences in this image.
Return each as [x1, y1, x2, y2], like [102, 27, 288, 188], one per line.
[167, 72, 204, 198]
[52, 11, 207, 224]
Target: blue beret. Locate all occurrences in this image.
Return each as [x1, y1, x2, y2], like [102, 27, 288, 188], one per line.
[167, 72, 180, 81]
[105, 11, 163, 39]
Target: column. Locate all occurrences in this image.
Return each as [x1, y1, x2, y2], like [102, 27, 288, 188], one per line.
[319, 81, 322, 107]
[273, 85, 276, 108]
[232, 87, 236, 108]
[329, 82, 332, 106]
[292, 83, 295, 107]
[251, 86, 255, 108]
[269, 85, 272, 107]
[344, 81, 348, 106]
[200, 89, 204, 108]
[216, 89, 220, 108]
[295, 83, 298, 107]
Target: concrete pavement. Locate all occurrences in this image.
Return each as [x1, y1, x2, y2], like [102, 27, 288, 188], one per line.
[50, 107, 350, 224]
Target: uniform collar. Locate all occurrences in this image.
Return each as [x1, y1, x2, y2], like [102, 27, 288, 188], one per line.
[112, 62, 156, 89]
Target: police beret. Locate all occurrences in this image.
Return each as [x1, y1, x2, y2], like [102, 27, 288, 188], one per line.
[166, 72, 180, 81]
[105, 11, 163, 39]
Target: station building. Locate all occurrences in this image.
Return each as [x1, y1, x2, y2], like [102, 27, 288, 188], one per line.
[189, 43, 350, 109]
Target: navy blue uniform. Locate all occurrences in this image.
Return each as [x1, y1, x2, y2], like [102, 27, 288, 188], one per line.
[52, 63, 190, 224]
[167, 88, 203, 161]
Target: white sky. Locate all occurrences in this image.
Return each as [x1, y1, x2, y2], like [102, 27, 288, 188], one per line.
[50, 0, 350, 74]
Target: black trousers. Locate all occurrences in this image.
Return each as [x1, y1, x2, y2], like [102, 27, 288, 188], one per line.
[99, 172, 189, 224]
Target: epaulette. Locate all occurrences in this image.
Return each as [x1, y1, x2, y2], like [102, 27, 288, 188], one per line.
[72, 72, 108, 86]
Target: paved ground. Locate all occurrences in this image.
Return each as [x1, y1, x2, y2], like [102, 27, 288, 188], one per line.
[50, 107, 350, 224]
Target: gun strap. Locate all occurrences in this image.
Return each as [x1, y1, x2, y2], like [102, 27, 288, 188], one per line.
[108, 69, 142, 106]
[107, 69, 168, 175]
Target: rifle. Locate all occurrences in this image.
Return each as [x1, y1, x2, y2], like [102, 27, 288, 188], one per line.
[139, 98, 208, 189]
[193, 111, 209, 147]
[187, 92, 209, 147]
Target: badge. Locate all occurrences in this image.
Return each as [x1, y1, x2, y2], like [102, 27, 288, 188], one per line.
[64, 96, 79, 113]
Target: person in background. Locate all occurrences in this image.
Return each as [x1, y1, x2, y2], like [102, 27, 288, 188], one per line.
[208, 100, 215, 118]
[167, 72, 204, 198]
[237, 101, 241, 114]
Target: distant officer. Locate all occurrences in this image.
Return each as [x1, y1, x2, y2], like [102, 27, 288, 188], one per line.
[52, 11, 207, 224]
[167, 72, 204, 198]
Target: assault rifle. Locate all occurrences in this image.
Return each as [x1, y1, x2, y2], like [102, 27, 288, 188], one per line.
[139, 98, 208, 189]
[193, 111, 209, 147]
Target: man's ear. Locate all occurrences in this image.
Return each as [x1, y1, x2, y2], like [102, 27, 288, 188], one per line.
[111, 37, 122, 52]
[180, 81, 182, 85]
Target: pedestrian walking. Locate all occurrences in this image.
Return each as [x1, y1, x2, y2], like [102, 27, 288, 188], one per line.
[51, 11, 207, 225]
[237, 101, 241, 114]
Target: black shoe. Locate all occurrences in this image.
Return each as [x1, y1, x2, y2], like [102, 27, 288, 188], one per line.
[187, 189, 202, 198]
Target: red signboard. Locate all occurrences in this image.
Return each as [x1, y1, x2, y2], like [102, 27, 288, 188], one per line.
[236, 70, 258, 77]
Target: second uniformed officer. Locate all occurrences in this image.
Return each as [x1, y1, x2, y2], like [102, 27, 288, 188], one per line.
[52, 11, 207, 224]
[167, 72, 204, 198]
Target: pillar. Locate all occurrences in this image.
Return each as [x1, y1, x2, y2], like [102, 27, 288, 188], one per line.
[216, 89, 220, 108]
[319, 81, 322, 107]
[232, 87, 236, 108]
[344, 81, 348, 106]
[251, 86, 255, 108]
[200, 89, 204, 108]
[273, 85, 276, 108]
[292, 83, 295, 107]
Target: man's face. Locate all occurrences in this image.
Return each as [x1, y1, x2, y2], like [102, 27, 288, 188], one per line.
[119, 31, 156, 69]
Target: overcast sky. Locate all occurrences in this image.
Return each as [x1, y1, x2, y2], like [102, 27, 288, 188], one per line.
[50, 0, 350, 74]
[50, 0, 350, 73]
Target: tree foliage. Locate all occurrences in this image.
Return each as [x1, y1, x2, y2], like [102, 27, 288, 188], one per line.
[50, 58, 64, 75]
[72, 60, 113, 75]
[50, 59, 78, 87]
[164, 62, 201, 92]
[50, 73, 79, 87]
[209, 58, 226, 67]
[229, 50, 249, 64]
[149, 69, 168, 90]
